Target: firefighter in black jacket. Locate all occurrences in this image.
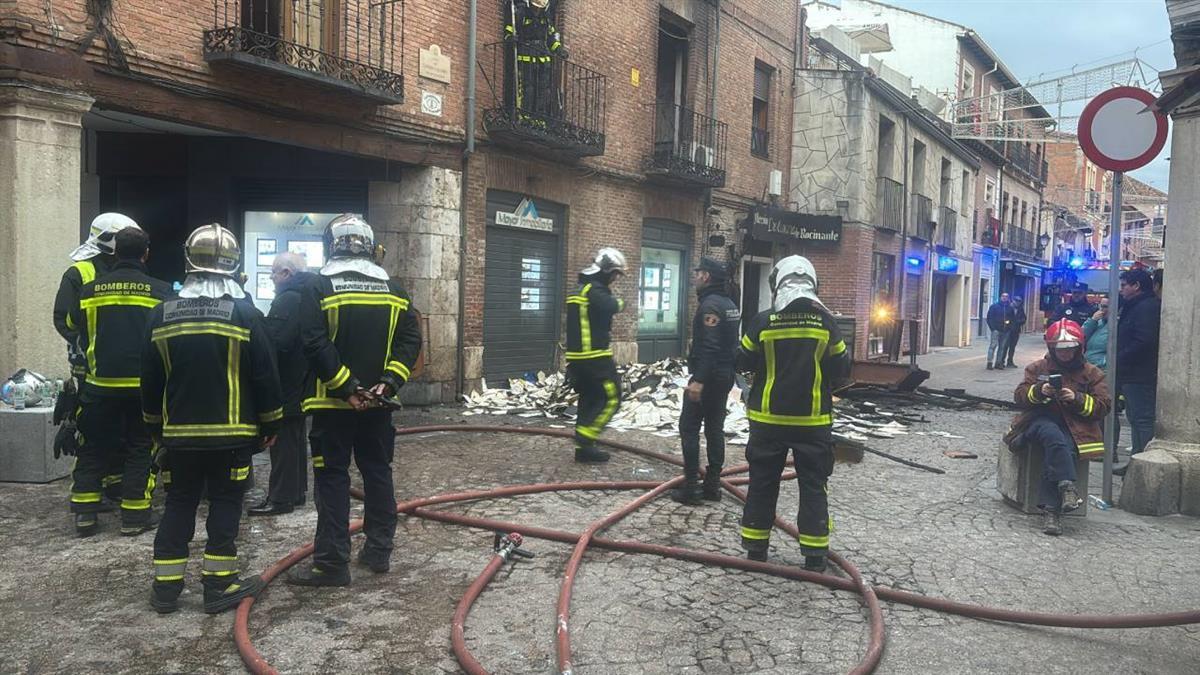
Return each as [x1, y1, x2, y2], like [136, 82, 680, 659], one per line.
[736, 256, 849, 572]
[287, 215, 422, 587]
[142, 224, 282, 614]
[68, 227, 172, 537]
[671, 257, 740, 505]
[504, 0, 568, 119]
[565, 248, 627, 464]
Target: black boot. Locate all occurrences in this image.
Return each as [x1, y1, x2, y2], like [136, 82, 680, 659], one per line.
[203, 575, 266, 614]
[150, 581, 183, 614]
[357, 549, 391, 574]
[746, 549, 768, 562]
[986, 363, 994, 370]
[1042, 509, 1063, 536]
[75, 512, 98, 538]
[574, 445, 610, 464]
[286, 565, 351, 587]
[669, 469, 703, 505]
[804, 555, 829, 573]
[121, 510, 161, 537]
[701, 466, 722, 502]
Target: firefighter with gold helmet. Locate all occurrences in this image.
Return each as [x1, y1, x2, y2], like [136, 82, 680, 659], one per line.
[286, 215, 422, 587]
[141, 223, 283, 614]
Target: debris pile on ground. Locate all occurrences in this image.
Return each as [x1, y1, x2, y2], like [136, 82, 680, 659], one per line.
[463, 358, 950, 447]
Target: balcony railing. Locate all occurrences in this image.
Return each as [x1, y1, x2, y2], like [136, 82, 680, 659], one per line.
[1004, 225, 1038, 258]
[648, 103, 728, 188]
[1004, 142, 1047, 185]
[938, 207, 957, 250]
[911, 194, 935, 241]
[204, 0, 404, 104]
[751, 126, 770, 159]
[479, 42, 606, 159]
[876, 177, 903, 232]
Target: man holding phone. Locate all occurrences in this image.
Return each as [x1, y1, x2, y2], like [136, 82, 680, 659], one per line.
[1011, 320, 1110, 536]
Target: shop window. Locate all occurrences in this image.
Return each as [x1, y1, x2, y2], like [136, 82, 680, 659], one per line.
[638, 247, 682, 335]
[521, 257, 547, 311]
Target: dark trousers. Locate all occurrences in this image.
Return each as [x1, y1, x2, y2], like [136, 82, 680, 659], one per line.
[310, 410, 397, 570]
[152, 447, 252, 588]
[71, 395, 154, 523]
[679, 373, 735, 475]
[1026, 416, 1078, 510]
[1121, 382, 1158, 455]
[567, 358, 622, 449]
[1005, 328, 1022, 364]
[516, 58, 553, 116]
[266, 416, 308, 506]
[740, 424, 834, 557]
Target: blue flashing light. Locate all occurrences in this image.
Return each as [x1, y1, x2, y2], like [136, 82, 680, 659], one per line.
[936, 256, 959, 273]
[906, 256, 923, 269]
[1069, 257, 1085, 269]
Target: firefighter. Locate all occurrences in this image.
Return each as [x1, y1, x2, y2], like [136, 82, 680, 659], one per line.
[141, 223, 282, 614]
[52, 213, 141, 493]
[736, 256, 849, 572]
[287, 215, 422, 587]
[504, 0, 568, 121]
[565, 248, 626, 464]
[68, 227, 172, 537]
[671, 257, 740, 505]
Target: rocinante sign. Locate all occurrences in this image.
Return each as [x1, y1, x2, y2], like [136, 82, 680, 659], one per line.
[749, 208, 842, 245]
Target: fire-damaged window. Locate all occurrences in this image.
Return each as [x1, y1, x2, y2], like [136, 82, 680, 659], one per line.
[751, 61, 772, 159]
[869, 252, 896, 357]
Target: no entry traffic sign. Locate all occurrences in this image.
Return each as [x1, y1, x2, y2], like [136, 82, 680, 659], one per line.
[1078, 86, 1168, 172]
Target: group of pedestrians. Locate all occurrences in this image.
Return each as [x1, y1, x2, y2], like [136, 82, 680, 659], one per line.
[986, 292, 1027, 369]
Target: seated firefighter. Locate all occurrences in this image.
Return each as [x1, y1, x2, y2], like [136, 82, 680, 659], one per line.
[1010, 319, 1110, 536]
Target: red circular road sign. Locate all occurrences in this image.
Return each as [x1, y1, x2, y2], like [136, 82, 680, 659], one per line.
[1078, 87, 1168, 172]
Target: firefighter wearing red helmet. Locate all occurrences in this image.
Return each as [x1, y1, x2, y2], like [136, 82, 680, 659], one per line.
[1009, 319, 1111, 536]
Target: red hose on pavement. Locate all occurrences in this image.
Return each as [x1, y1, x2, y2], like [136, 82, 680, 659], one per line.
[231, 424, 1200, 675]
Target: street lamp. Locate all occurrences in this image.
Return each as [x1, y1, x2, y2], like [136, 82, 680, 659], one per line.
[1037, 232, 1051, 253]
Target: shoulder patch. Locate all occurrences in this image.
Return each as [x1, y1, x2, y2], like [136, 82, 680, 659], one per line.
[163, 298, 235, 323]
[330, 276, 390, 294]
[703, 313, 720, 327]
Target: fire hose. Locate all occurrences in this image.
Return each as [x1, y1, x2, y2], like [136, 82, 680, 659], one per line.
[232, 425, 1200, 675]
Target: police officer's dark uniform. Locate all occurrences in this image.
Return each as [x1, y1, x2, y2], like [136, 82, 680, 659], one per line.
[142, 224, 282, 614]
[737, 257, 849, 572]
[1053, 284, 1096, 325]
[672, 257, 740, 505]
[504, 0, 567, 120]
[68, 228, 172, 537]
[565, 248, 626, 464]
[288, 215, 422, 586]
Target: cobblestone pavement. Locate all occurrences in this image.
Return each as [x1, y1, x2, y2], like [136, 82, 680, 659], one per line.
[4, 364, 1200, 673]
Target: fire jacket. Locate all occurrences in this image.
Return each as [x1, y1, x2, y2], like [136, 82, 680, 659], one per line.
[140, 295, 283, 449]
[70, 261, 173, 398]
[565, 279, 624, 362]
[505, 4, 563, 61]
[1012, 357, 1110, 459]
[54, 257, 111, 375]
[299, 272, 422, 412]
[688, 285, 740, 383]
[736, 298, 850, 428]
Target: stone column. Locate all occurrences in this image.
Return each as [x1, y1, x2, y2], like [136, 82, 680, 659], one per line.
[369, 167, 463, 404]
[1139, 108, 1200, 515]
[0, 82, 93, 380]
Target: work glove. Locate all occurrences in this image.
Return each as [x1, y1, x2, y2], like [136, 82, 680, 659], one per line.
[53, 424, 79, 459]
[555, 45, 570, 60]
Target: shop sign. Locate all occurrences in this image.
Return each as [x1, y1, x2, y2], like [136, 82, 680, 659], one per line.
[495, 198, 554, 232]
[749, 207, 842, 245]
[935, 254, 959, 273]
[1004, 261, 1042, 278]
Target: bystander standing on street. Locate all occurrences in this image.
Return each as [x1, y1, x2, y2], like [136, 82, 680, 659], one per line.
[1114, 268, 1161, 474]
[986, 292, 1014, 370]
[1004, 296, 1027, 368]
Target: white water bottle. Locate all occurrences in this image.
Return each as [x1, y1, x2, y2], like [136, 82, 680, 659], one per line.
[12, 384, 26, 410]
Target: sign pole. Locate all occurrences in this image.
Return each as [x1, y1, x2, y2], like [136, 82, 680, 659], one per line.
[1102, 171, 1123, 503]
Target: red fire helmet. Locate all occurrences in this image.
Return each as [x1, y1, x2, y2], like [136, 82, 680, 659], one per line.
[1044, 319, 1085, 348]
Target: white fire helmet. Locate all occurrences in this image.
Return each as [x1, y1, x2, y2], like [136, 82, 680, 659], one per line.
[581, 247, 627, 276]
[70, 213, 141, 261]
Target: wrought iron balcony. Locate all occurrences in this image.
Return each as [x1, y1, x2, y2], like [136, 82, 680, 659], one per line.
[875, 177, 903, 232]
[647, 103, 728, 188]
[1004, 225, 1038, 258]
[911, 194, 935, 241]
[1003, 142, 1047, 186]
[204, 0, 404, 105]
[479, 42, 606, 160]
[938, 207, 957, 251]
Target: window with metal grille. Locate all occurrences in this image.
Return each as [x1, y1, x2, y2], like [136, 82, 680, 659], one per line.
[751, 61, 771, 159]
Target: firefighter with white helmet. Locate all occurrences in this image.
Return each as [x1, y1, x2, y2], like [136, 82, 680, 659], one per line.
[563, 248, 627, 463]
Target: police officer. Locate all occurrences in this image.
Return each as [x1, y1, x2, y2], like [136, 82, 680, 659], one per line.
[736, 256, 849, 572]
[68, 227, 171, 537]
[504, 0, 568, 120]
[565, 248, 626, 464]
[141, 224, 282, 614]
[1052, 283, 1096, 325]
[671, 257, 740, 505]
[287, 215, 422, 587]
[53, 213, 141, 492]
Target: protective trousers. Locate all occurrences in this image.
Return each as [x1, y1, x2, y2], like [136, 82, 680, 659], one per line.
[740, 425, 834, 558]
[567, 358, 622, 450]
[310, 409, 397, 571]
[152, 447, 253, 590]
[679, 373, 734, 475]
[516, 56, 552, 118]
[1025, 416, 1078, 510]
[71, 396, 155, 524]
[267, 415, 308, 506]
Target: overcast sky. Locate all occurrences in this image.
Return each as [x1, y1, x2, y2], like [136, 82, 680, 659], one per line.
[886, 0, 1174, 190]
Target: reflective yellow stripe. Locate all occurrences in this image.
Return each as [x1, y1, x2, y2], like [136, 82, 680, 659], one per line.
[155, 338, 171, 427]
[577, 379, 620, 440]
[154, 558, 188, 581]
[812, 333, 829, 418]
[71, 491, 102, 503]
[1077, 442, 1105, 456]
[564, 349, 613, 361]
[578, 283, 593, 353]
[829, 340, 847, 356]
[325, 365, 352, 390]
[384, 304, 400, 374]
[101, 474, 122, 487]
[302, 398, 355, 412]
[762, 339, 776, 415]
[227, 337, 242, 426]
[741, 526, 771, 540]
[259, 408, 283, 423]
[1027, 385, 1043, 404]
[122, 498, 151, 510]
[162, 423, 258, 438]
[230, 466, 250, 481]
[312, 456, 326, 468]
[319, 293, 409, 311]
[143, 413, 163, 424]
[85, 306, 98, 375]
[73, 261, 97, 285]
[741, 334, 758, 352]
[202, 554, 239, 576]
[798, 533, 830, 549]
[86, 375, 141, 388]
[746, 410, 834, 426]
[151, 322, 250, 342]
[65, 313, 76, 331]
[79, 295, 161, 309]
[1081, 394, 1094, 417]
[386, 360, 411, 382]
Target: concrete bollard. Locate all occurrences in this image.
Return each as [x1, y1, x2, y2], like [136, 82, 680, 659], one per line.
[1118, 448, 1182, 516]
